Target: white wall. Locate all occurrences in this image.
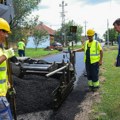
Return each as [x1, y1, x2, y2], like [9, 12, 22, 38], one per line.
[26, 35, 50, 48]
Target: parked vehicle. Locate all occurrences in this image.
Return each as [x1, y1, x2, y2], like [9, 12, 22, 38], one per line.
[51, 42, 63, 51]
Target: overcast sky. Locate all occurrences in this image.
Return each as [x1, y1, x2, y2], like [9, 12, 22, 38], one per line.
[31, 0, 120, 38]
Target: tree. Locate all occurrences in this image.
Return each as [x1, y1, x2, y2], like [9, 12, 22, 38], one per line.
[55, 20, 82, 46]
[11, 0, 41, 28]
[9, 0, 41, 42]
[32, 29, 48, 50]
[103, 28, 118, 45]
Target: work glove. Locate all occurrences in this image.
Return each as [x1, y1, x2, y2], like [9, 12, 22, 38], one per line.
[8, 87, 16, 96]
[10, 56, 18, 63]
[3, 48, 15, 59]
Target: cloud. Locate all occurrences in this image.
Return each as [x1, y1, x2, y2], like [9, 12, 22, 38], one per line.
[38, 5, 50, 9]
[74, 0, 110, 5]
[115, 1, 120, 4]
[30, 0, 120, 37]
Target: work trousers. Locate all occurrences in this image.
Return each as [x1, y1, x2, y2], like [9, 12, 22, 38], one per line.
[85, 45, 99, 89]
[18, 50, 25, 57]
[85, 62, 99, 82]
[0, 97, 13, 120]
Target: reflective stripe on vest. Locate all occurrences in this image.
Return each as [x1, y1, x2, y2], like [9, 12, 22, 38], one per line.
[18, 41, 25, 50]
[0, 80, 6, 84]
[0, 67, 6, 71]
[93, 81, 99, 87]
[0, 50, 8, 96]
[84, 40, 100, 64]
[90, 41, 99, 56]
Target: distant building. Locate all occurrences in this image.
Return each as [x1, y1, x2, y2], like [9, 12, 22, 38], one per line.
[26, 23, 56, 48]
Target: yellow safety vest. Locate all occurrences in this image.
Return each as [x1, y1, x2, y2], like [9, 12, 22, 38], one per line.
[0, 48, 9, 96]
[84, 40, 100, 64]
[18, 41, 25, 50]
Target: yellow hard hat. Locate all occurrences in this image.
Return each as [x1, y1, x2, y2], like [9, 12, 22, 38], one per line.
[22, 38, 25, 41]
[87, 29, 95, 36]
[0, 18, 11, 33]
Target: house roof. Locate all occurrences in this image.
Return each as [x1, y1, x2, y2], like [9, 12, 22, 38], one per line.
[36, 23, 56, 35]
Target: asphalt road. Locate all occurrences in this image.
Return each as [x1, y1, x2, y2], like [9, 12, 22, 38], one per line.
[42, 42, 105, 81]
[41, 51, 87, 120]
[16, 43, 105, 120]
[16, 51, 86, 120]
[42, 51, 85, 81]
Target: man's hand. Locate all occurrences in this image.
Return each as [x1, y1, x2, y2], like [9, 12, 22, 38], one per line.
[72, 48, 84, 53]
[3, 48, 15, 59]
[99, 60, 102, 66]
[72, 50, 76, 53]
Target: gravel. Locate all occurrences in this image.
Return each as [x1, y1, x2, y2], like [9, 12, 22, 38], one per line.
[12, 75, 59, 115]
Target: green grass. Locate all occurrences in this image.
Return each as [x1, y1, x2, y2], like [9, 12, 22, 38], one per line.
[15, 45, 120, 119]
[15, 45, 81, 58]
[25, 48, 60, 58]
[15, 48, 60, 58]
[91, 46, 120, 120]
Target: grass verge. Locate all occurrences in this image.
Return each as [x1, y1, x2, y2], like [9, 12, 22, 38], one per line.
[91, 46, 120, 120]
[15, 45, 81, 58]
[15, 48, 60, 58]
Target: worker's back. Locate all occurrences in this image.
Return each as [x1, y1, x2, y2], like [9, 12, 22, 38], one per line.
[18, 41, 25, 50]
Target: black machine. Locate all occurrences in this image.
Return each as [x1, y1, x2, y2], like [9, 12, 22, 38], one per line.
[14, 49, 76, 110]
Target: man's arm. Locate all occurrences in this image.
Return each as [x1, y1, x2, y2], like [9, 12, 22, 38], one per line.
[98, 42, 103, 65]
[23, 42, 25, 50]
[99, 50, 103, 65]
[73, 48, 84, 52]
[0, 55, 6, 64]
[73, 42, 85, 52]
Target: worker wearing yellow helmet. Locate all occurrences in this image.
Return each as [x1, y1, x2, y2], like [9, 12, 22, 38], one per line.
[17, 38, 26, 57]
[0, 18, 15, 119]
[73, 29, 103, 92]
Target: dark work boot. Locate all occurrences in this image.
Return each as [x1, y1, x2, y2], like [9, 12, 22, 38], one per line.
[85, 86, 93, 92]
[92, 86, 100, 92]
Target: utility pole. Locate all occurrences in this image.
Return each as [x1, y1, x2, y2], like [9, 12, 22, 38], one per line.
[84, 21, 87, 39]
[59, 1, 67, 46]
[107, 19, 109, 47]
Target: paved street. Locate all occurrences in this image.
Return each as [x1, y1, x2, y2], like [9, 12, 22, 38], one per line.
[42, 51, 85, 81]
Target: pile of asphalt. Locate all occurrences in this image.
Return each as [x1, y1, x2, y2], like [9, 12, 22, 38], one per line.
[10, 62, 88, 120]
[11, 63, 60, 116]
[11, 74, 60, 115]
[17, 110, 53, 120]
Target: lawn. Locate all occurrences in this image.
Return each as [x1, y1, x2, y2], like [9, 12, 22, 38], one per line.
[92, 46, 120, 120]
[15, 45, 82, 58]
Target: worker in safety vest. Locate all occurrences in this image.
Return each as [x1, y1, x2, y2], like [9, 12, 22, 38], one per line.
[113, 18, 120, 66]
[17, 38, 25, 57]
[0, 18, 15, 119]
[73, 29, 103, 92]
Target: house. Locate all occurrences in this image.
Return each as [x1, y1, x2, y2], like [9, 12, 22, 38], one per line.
[26, 23, 56, 48]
